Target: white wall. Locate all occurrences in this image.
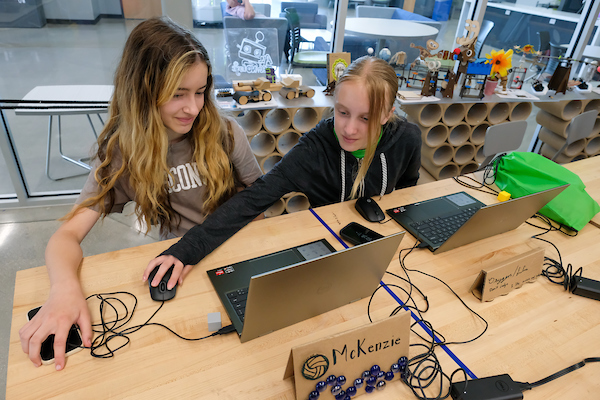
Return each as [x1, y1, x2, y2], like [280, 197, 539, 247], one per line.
[43, 0, 99, 21]
[43, 0, 122, 21]
[98, 0, 123, 16]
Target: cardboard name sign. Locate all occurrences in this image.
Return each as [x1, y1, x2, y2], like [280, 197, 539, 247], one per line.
[471, 248, 544, 302]
[284, 311, 410, 399]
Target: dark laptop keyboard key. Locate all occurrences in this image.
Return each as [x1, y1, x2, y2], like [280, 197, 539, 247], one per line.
[226, 287, 249, 320]
[412, 207, 478, 246]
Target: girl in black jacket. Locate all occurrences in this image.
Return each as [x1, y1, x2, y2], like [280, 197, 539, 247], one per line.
[144, 55, 422, 289]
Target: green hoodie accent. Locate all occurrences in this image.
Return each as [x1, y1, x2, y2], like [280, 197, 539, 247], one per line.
[334, 127, 383, 159]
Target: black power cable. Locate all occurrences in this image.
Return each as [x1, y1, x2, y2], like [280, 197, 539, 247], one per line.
[83, 291, 234, 359]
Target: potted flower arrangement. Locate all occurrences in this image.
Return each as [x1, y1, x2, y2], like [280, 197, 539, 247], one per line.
[484, 49, 513, 95]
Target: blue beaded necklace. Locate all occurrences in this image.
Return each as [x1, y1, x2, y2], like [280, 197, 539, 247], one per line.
[308, 356, 409, 400]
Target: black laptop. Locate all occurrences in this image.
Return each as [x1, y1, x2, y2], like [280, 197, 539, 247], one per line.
[386, 185, 568, 254]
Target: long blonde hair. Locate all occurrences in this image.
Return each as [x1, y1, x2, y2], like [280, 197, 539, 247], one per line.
[335, 56, 399, 199]
[69, 17, 236, 234]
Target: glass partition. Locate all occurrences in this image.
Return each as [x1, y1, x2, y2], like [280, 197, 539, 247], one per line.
[0, 112, 18, 200]
[1, 0, 598, 206]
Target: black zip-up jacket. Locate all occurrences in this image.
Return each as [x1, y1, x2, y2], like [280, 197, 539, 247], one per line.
[161, 116, 421, 266]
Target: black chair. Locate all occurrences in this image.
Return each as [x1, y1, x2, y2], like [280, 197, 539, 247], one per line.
[474, 20, 495, 59]
[524, 31, 551, 82]
[284, 8, 327, 73]
[542, 42, 566, 80]
[537, 31, 551, 56]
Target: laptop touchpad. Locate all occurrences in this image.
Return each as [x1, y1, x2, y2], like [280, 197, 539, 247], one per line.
[447, 193, 478, 207]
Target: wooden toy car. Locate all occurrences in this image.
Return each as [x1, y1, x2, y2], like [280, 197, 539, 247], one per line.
[280, 85, 315, 100]
[233, 90, 272, 105]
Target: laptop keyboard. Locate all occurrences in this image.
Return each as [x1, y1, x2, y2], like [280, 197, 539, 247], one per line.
[410, 207, 478, 247]
[226, 288, 249, 322]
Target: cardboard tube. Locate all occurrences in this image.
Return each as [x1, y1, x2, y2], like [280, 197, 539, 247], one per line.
[235, 109, 263, 137]
[536, 110, 570, 138]
[540, 142, 574, 164]
[291, 107, 320, 133]
[285, 192, 310, 213]
[509, 102, 532, 121]
[453, 143, 476, 164]
[282, 191, 299, 199]
[572, 153, 588, 162]
[539, 127, 586, 156]
[474, 145, 485, 163]
[584, 99, 600, 113]
[421, 158, 459, 180]
[441, 103, 466, 126]
[401, 104, 443, 127]
[259, 152, 283, 173]
[419, 123, 448, 147]
[464, 103, 488, 125]
[470, 122, 490, 145]
[421, 143, 454, 166]
[276, 130, 302, 155]
[448, 123, 471, 146]
[535, 100, 582, 120]
[262, 108, 291, 134]
[585, 136, 600, 156]
[264, 198, 285, 218]
[486, 102, 510, 124]
[460, 162, 479, 175]
[250, 132, 276, 157]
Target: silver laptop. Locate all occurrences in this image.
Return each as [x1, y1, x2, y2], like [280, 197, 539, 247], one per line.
[207, 232, 405, 342]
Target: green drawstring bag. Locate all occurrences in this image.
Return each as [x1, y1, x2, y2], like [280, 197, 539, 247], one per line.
[493, 152, 600, 231]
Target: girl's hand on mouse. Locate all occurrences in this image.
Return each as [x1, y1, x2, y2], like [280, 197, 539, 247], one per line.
[19, 281, 92, 371]
[143, 255, 194, 289]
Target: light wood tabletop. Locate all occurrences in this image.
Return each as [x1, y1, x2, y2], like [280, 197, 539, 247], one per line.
[7, 157, 600, 400]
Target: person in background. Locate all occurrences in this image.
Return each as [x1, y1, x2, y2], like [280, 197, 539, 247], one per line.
[145, 55, 422, 288]
[19, 16, 262, 371]
[225, 0, 257, 20]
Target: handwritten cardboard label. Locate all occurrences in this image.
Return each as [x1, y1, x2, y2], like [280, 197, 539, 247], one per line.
[471, 248, 544, 302]
[284, 312, 410, 399]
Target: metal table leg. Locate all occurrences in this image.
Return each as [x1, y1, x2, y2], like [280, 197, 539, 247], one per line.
[45, 114, 103, 181]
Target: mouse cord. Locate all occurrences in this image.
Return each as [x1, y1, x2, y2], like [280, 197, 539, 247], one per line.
[84, 292, 234, 359]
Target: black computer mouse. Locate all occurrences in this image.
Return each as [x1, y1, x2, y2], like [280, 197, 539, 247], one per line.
[355, 196, 385, 222]
[148, 266, 177, 302]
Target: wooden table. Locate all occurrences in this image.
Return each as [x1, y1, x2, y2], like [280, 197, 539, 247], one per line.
[7, 158, 600, 399]
[344, 18, 439, 55]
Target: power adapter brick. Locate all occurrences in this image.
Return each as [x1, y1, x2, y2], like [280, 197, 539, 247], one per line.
[570, 276, 600, 301]
[450, 374, 524, 400]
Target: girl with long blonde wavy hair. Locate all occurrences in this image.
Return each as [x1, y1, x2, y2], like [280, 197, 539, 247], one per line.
[19, 17, 261, 371]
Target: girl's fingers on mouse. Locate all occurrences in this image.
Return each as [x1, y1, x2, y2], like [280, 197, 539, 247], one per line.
[142, 257, 163, 281]
[167, 260, 184, 290]
[151, 261, 173, 286]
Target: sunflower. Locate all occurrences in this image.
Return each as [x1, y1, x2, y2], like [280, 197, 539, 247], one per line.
[485, 49, 513, 77]
[522, 44, 535, 54]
